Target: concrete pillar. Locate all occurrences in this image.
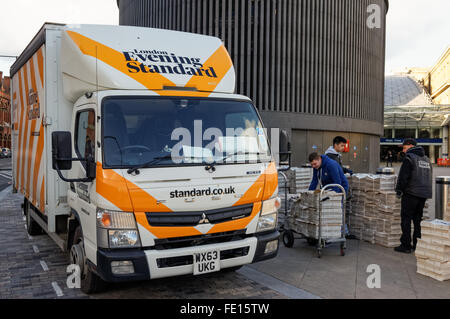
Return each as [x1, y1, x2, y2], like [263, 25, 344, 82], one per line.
[430, 145, 435, 163]
[444, 125, 449, 158]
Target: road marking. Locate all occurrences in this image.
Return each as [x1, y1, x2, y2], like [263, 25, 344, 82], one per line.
[52, 282, 64, 297]
[237, 266, 321, 299]
[40, 260, 49, 271]
[33, 245, 40, 253]
[0, 185, 12, 201]
[0, 173, 11, 179]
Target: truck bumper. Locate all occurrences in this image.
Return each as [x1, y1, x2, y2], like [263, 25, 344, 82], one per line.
[96, 249, 150, 283]
[95, 230, 279, 282]
[252, 230, 280, 263]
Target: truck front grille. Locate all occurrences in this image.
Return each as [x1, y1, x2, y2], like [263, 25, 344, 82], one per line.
[146, 204, 253, 227]
[151, 230, 247, 250]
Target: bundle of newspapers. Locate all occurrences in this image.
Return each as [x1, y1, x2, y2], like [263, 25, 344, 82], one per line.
[277, 167, 313, 228]
[347, 174, 400, 247]
[415, 220, 450, 281]
[446, 186, 450, 221]
[291, 167, 314, 193]
[277, 167, 313, 212]
[288, 190, 344, 240]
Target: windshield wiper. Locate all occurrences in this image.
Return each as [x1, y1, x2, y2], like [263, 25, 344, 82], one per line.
[205, 151, 265, 171]
[127, 155, 173, 174]
[220, 151, 264, 162]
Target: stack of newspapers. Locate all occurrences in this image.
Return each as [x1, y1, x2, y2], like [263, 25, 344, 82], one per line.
[415, 220, 450, 281]
[288, 191, 344, 240]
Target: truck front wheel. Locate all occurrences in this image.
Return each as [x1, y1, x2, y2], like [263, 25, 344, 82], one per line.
[71, 226, 104, 294]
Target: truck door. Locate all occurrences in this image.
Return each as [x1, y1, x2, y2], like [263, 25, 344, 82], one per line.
[68, 105, 97, 251]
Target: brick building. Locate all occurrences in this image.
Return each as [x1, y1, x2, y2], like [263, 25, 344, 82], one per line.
[0, 71, 11, 149]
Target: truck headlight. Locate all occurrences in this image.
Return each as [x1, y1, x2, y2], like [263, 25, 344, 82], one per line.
[260, 197, 281, 216]
[257, 213, 278, 232]
[109, 230, 140, 248]
[257, 197, 280, 232]
[96, 209, 141, 249]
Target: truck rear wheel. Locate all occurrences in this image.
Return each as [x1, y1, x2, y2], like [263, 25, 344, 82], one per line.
[24, 199, 43, 236]
[71, 226, 104, 294]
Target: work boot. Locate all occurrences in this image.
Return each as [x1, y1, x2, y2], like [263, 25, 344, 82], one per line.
[394, 245, 411, 254]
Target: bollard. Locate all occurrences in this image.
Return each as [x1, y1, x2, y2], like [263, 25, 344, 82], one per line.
[435, 176, 450, 221]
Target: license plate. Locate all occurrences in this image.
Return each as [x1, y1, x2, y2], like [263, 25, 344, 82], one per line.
[193, 250, 220, 275]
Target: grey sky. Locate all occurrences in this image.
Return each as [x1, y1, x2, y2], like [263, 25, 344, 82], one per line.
[386, 0, 450, 73]
[0, 0, 118, 76]
[0, 0, 449, 77]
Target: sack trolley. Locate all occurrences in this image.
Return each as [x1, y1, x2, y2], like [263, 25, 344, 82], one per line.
[282, 184, 347, 258]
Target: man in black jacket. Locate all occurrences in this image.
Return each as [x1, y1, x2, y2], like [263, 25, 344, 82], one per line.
[395, 138, 433, 253]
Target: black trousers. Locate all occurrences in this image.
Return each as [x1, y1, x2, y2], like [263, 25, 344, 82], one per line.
[400, 193, 426, 249]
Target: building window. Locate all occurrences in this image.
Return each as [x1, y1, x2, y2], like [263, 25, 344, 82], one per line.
[383, 129, 392, 138]
[394, 129, 416, 139]
[432, 128, 441, 138]
[418, 129, 431, 139]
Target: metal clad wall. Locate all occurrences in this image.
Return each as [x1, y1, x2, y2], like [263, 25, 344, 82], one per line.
[117, 0, 388, 171]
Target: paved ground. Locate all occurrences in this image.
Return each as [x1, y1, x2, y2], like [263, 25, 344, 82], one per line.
[0, 158, 12, 192]
[0, 187, 298, 299]
[247, 164, 450, 299]
[0, 158, 11, 170]
[249, 237, 450, 299]
[1, 159, 449, 299]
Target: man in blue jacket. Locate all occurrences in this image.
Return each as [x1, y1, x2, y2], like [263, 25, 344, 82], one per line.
[308, 152, 349, 194]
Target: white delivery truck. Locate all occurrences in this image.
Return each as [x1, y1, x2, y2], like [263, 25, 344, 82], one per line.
[10, 23, 289, 293]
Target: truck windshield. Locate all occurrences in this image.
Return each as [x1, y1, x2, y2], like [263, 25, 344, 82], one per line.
[101, 97, 272, 168]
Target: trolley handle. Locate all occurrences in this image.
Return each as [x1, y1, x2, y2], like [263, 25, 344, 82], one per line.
[320, 196, 330, 202]
[320, 184, 346, 202]
[318, 183, 347, 243]
[278, 171, 289, 216]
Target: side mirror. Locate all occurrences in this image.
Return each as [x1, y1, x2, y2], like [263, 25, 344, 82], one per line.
[52, 131, 72, 170]
[86, 157, 96, 180]
[279, 129, 291, 164]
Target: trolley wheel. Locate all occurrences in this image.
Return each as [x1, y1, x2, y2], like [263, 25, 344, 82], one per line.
[340, 243, 346, 256]
[282, 230, 295, 248]
[306, 238, 318, 246]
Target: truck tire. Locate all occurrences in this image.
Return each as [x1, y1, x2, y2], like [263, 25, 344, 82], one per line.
[24, 199, 43, 236]
[71, 226, 104, 294]
[282, 230, 294, 248]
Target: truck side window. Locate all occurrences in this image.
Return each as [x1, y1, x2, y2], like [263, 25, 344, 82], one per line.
[75, 110, 96, 160]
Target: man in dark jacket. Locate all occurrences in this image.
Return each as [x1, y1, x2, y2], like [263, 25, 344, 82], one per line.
[325, 136, 352, 175]
[308, 152, 349, 194]
[394, 138, 433, 253]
